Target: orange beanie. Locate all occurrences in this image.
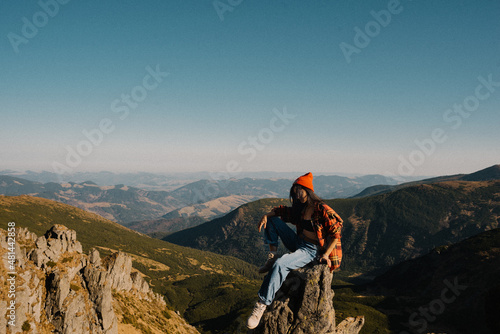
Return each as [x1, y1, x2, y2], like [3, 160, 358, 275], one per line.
[294, 172, 314, 192]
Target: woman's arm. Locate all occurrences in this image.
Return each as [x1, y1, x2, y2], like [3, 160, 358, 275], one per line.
[319, 237, 338, 267]
[258, 205, 294, 231]
[318, 203, 343, 268]
[257, 210, 276, 232]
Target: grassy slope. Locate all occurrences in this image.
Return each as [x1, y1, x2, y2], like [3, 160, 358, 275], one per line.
[0, 195, 260, 333]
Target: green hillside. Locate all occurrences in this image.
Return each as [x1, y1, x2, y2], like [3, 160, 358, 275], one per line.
[166, 180, 500, 277]
[0, 195, 260, 333]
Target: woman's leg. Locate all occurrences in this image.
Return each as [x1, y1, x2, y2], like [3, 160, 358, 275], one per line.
[258, 240, 318, 305]
[259, 216, 299, 273]
[263, 216, 300, 252]
[248, 219, 318, 329]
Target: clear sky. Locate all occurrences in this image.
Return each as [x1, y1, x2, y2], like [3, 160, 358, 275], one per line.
[1, 0, 499, 178]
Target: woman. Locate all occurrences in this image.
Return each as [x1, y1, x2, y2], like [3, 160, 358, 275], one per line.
[246, 172, 343, 329]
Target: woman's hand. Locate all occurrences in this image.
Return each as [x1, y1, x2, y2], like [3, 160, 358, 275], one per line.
[320, 253, 331, 268]
[320, 238, 338, 268]
[258, 210, 276, 232]
[258, 215, 268, 232]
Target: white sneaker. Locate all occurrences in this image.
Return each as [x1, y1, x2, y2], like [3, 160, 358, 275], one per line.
[246, 301, 267, 329]
[258, 252, 277, 274]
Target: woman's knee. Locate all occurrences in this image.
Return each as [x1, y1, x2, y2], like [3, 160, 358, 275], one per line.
[268, 216, 290, 232]
[272, 255, 292, 272]
[268, 216, 281, 226]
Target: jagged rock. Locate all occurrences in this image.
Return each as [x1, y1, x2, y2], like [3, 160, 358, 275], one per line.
[336, 317, 365, 334]
[58, 292, 97, 334]
[15, 227, 37, 242]
[131, 271, 150, 294]
[29, 224, 83, 267]
[83, 263, 118, 333]
[1, 228, 46, 333]
[89, 248, 101, 267]
[104, 251, 133, 291]
[45, 224, 83, 254]
[45, 271, 71, 322]
[253, 262, 364, 334]
[0, 225, 197, 334]
[254, 263, 335, 334]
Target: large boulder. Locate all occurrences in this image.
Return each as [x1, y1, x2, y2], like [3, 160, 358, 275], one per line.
[253, 262, 364, 334]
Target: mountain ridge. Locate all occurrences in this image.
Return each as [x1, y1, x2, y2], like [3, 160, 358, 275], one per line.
[353, 164, 500, 198]
[165, 180, 500, 279]
[0, 173, 402, 228]
[0, 176, 181, 223]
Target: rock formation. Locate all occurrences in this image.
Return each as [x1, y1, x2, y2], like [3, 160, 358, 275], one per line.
[252, 262, 364, 334]
[0, 224, 199, 334]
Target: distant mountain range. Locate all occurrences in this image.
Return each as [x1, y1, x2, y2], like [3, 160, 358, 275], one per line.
[0, 170, 204, 191]
[0, 172, 402, 227]
[0, 176, 181, 223]
[353, 164, 500, 198]
[165, 168, 500, 278]
[0, 170, 416, 192]
[128, 175, 402, 234]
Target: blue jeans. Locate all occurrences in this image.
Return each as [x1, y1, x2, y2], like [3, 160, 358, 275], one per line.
[258, 217, 319, 305]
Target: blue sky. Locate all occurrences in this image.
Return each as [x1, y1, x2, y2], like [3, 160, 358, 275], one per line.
[1, 0, 499, 178]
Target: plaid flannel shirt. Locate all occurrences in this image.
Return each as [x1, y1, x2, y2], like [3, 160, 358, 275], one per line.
[273, 202, 343, 271]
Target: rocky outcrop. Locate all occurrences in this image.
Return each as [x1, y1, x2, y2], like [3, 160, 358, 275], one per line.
[30, 224, 83, 267]
[0, 225, 199, 334]
[253, 262, 364, 334]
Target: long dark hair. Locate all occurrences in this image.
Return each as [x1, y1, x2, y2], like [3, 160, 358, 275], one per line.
[289, 184, 324, 223]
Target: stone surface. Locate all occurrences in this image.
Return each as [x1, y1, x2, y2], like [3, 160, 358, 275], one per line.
[104, 251, 133, 292]
[29, 224, 83, 268]
[83, 263, 117, 333]
[336, 317, 365, 334]
[253, 262, 364, 334]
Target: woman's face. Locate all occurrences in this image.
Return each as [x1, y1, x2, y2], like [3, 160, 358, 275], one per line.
[295, 187, 308, 204]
